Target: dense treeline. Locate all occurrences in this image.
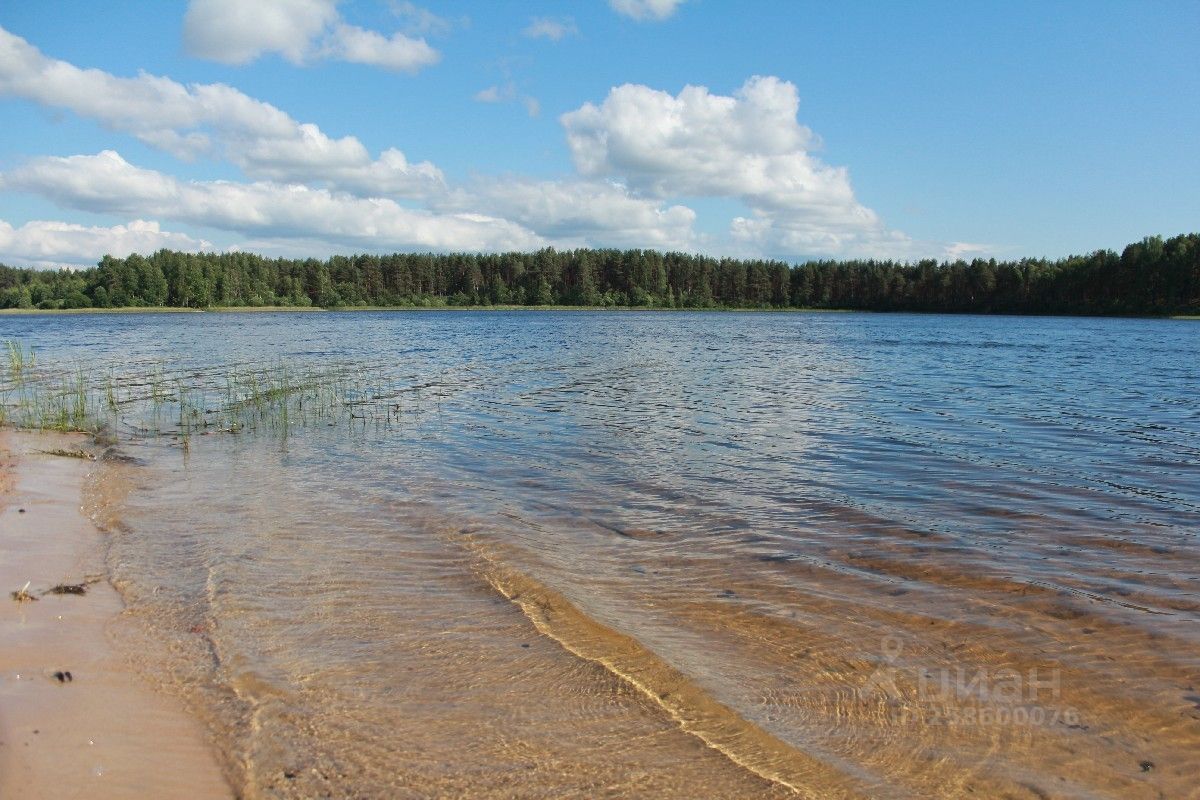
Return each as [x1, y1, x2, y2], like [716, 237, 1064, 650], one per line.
[1, 233, 1197, 315]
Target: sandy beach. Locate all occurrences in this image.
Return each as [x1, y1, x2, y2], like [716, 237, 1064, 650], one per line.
[0, 431, 230, 800]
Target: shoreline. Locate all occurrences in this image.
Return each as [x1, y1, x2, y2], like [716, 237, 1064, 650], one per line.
[1, 304, 855, 315]
[0, 430, 231, 799]
[2, 305, 1196, 319]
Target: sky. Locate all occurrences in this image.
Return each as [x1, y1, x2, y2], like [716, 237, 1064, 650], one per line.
[0, 1, 1196, 269]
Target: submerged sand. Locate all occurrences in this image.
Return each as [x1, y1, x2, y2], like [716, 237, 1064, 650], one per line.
[0, 431, 230, 799]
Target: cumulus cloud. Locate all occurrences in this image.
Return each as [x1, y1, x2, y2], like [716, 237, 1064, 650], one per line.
[562, 76, 911, 257]
[728, 212, 912, 260]
[440, 179, 697, 251]
[1, 151, 543, 253]
[523, 17, 578, 41]
[320, 23, 439, 72]
[563, 76, 823, 205]
[0, 218, 212, 268]
[183, 0, 337, 65]
[0, 24, 702, 255]
[3, 149, 703, 255]
[0, 18, 940, 260]
[0, 26, 443, 197]
[609, 0, 687, 21]
[183, 0, 438, 72]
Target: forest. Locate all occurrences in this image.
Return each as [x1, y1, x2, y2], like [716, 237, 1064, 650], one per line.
[0, 233, 1196, 316]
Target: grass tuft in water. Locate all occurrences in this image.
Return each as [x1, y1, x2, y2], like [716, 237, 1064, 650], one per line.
[1, 339, 404, 445]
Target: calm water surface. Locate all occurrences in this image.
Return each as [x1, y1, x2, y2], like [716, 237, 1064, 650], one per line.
[4, 310, 1199, 799]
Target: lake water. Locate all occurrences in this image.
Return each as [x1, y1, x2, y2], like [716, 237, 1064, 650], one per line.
[3, 310, 1198, 798]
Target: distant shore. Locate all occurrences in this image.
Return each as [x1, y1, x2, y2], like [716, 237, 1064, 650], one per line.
[3, 305, 1197, 319]
[0, 431, 231, 798]
[0, 304, 857, 315]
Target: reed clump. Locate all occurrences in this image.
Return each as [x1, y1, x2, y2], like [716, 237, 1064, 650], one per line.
[1, 339, 406, 444]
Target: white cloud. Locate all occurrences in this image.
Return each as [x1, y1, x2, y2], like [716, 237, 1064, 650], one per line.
[391, 2, 456, 36]
[2, 151, 543, 253]
[474, 84, 509, 104]
[0, 27, 285, 156]
[0, 218, 212, 268]
[562, 76, 911, 257]
[523, 17, 578, 41]
[183, 0, 338, 65]
[321, 23, 439, 73]
[728, 212, 911, 259]
[0, 19, 948, 260]
[609, 0, 686, 21]
[240, 132, 444, 197]
[183, 0, 438, 72]
[4, 150, 703, 254]
[473, 82, 540, 117]
[562, 76, 819, 205]
[0, 26, 443, 197]
[943, 241, 996, 261]
[0, 25, 700, 255]
[440, 179, 697, 251]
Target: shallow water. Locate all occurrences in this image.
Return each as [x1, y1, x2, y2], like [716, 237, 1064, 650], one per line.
[4, 310, 1199, 798]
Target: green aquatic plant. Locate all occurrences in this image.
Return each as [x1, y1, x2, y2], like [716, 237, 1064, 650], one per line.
[0, 340, 403, 445]
[5, 341, 33, 383]
[103, 369, 118, 413]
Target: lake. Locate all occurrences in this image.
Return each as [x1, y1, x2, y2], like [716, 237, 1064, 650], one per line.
[3, 310, 1198, 798]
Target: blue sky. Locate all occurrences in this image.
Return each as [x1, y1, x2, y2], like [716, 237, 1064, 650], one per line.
[0, 0, 1196, 268]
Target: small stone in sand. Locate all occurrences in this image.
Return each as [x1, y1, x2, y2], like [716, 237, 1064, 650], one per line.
[52, 671, 73, 683]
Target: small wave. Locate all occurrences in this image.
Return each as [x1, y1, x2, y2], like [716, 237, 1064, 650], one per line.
[461, 535, 871, 799]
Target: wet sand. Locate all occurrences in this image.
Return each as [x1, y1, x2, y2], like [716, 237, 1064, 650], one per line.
[0, 431, 231, 800]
